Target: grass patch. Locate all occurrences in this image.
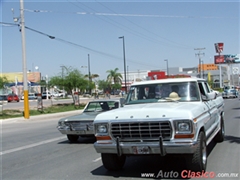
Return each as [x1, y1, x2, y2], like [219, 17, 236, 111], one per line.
[0, 103, 86, 119]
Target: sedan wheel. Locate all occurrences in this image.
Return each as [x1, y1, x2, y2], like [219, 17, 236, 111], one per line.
[67, 135, 79, 143]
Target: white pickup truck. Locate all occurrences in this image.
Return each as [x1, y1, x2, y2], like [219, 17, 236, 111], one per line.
[93, 77, 225, 173]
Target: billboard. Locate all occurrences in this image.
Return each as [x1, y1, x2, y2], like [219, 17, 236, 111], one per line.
[214, 54, 240, 64]
[214, 42, 224, 53]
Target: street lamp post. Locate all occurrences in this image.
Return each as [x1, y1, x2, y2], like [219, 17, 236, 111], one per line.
[164, 59, 169, 76]
[127, 65, 129, 92]
[88, 54, 91, 82]
[60, 65, 64, 98]
[88, 54, 92, 94]
[119, 36, 127, 93]
[81, 66, 87, 74]
[46, 75, 48, 99]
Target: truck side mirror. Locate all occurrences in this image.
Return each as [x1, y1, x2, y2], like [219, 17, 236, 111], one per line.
[120, 97, 125, 107]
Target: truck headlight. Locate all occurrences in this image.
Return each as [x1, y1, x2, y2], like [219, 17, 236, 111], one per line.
[178, 122, 190, 131]
[95, 124, 108, 133]
[174, 120, 192, 134]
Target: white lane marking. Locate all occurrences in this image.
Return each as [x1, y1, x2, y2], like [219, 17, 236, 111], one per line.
[92, 157, 101, 162]
[0, 136, 66, 156]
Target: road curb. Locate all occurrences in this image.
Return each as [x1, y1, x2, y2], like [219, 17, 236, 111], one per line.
[0, 110, 83, 122]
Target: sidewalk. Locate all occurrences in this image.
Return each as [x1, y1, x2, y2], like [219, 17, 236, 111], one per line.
[0, 110, 82, 122]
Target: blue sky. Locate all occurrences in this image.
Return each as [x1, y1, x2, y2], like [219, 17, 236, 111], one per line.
[1, 0, 239, 80]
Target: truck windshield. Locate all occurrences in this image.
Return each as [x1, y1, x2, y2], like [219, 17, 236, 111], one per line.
[125, 82, 200, 104]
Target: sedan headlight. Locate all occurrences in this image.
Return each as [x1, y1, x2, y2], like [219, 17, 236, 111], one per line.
[58, 121, 69, 127]
[174, 120, 192, 134]
[95, 123, 108, 134]
[58, 121, 64, 126]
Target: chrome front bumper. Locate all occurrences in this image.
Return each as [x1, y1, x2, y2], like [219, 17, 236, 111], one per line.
[57, 126, 94, 135]
[94, 138, 198, 156]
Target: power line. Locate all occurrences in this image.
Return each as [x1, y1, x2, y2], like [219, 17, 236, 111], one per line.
[67, 1, 177, 48]
[1, 20, 160, 69]
[23, 8, 238, 19]
[95, 1, 194, 49]
[23, 6, 197, 49]
[0, 22, 18, 27]
[23, 25, 160, 69]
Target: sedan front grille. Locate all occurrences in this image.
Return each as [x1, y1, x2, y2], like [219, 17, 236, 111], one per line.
[111, 121, 172, 141]
[66, 121, 93, 131]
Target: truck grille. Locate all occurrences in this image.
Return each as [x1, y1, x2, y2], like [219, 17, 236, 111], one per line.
[111, 121, 172, 140]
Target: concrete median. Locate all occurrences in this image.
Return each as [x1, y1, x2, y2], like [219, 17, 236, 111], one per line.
[0, 110, 82, 122]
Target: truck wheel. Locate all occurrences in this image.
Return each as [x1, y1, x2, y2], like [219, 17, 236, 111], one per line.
[67, 135, 79, 143]
[101, 153, 126, 171]
[187, 131, 207, 172]
[214, 118, 225, 142]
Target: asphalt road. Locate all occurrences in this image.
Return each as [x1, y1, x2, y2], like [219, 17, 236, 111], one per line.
[1, 98, 239, 180]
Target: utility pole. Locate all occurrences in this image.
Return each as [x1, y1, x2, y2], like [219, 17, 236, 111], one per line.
[194, 48, 205, 78]
[20, 0, 29, 119]
[201, 60, 204, 79]
[119, 36, 127, 93]
[60, 65, 64, 98]
[88, 54, 92, 94]
[164, 59, 169, 76]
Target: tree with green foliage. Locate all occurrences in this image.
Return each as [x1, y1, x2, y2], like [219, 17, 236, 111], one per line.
[0, 76, 9, 89]
[98, 79, 111, 93]
[48, 66, 88, 103]
[106, 68, 122, 92]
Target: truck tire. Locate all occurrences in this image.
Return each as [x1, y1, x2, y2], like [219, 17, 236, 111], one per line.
[214, 118, 225, 143]
[101, 153, 126, 171]
[186, 131, 207, 172]
[67, 135, 79, 143]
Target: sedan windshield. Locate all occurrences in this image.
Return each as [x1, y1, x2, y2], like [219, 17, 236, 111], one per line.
[125, 82, 200, 105]
[84, 101, 118, 112]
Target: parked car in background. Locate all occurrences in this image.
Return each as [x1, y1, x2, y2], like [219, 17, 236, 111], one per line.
[52, 92, 66, 97]
[82, 93, 91, 98]
[111, 90, 121, 95]
[57, 99, 121, 143]
[42, 91, 52, 99]
[7, 93, 19, 102]
[222, 89, 238, 98]
[0, 95, 8, 101]
[21, 93, 37, 100]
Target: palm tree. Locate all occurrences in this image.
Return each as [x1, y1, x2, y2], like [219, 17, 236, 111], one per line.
[106, 68, 123, 93]
[106, 68, 122, 84]
[84, 74, 99, 80]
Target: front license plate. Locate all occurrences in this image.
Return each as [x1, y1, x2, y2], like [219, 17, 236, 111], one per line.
[75, 131, 85, 134]
[132, 146, 149, 154]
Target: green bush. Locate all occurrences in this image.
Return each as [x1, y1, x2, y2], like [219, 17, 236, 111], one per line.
[0, 103, 86, 120]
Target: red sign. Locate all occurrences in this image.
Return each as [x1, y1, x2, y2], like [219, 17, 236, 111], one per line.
[214, 55, 225, 64]
[148, 71, 166, 80]
[214, 43, 224, 53]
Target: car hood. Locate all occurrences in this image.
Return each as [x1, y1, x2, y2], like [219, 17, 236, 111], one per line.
[59, 111, 102, 122]
[94, 102, 206, 122]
